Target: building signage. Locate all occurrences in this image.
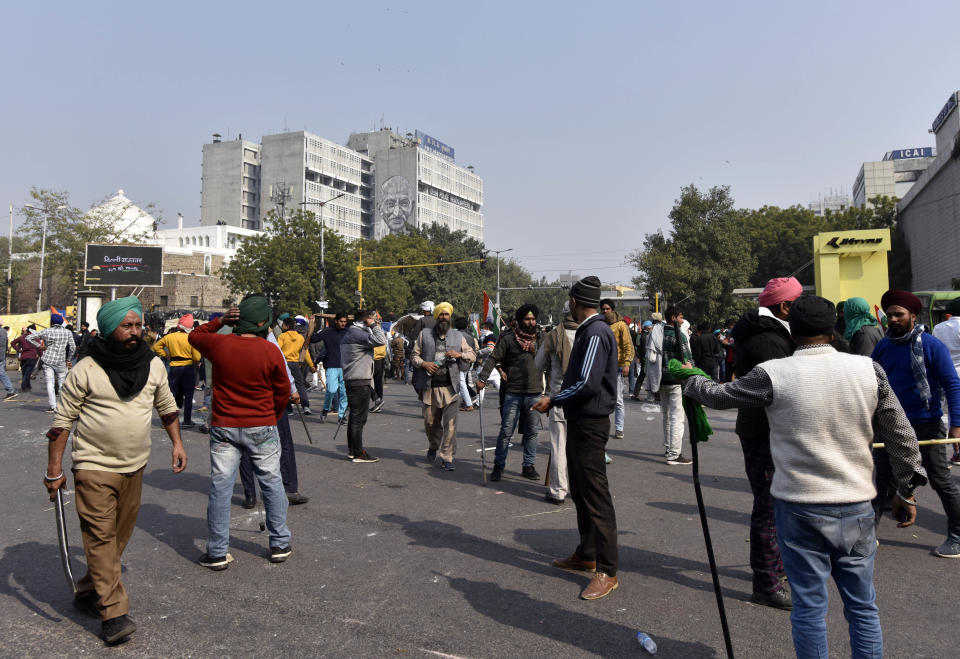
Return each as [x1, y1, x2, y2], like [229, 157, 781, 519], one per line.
[415, 130, 455, 161]
[931, 92, 959, 134]
[889, 147, 934, 160]
[84, 244, 164, 287]
[825, 236, 883, 249]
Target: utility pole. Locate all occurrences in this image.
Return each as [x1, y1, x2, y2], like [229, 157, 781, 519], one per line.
[6, 204, 12, 316]
[299, 191, 345, 303]
[487, 248, 513, 310]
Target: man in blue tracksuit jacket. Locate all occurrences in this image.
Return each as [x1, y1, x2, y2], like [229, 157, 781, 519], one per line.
[533, 275, 620, 600]
[872, 289, 960, 557]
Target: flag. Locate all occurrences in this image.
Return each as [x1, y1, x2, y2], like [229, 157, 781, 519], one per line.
[482, 291, 501, 337]
[49, 305, 64, 317]
[874, 304, 887, 327]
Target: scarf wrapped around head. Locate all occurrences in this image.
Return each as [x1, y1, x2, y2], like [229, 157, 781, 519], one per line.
[843, 297, 878, 342]
[433, 302, 454, 319]
[889, 324, 932, 410]
[237, 295, 272, 337]
[97, 296, 143, 337]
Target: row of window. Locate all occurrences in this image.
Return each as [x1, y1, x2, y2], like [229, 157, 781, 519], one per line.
[179, 235, 211, 247]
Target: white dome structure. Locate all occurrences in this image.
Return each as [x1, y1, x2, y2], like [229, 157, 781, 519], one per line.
[85, 189, 158, 243]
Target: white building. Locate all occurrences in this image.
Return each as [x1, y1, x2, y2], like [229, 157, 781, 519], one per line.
[85, 189, 158, 241]
[852, 148, 935, 208]
[155, 214, 259, 262]
[807, 192, 851, 217]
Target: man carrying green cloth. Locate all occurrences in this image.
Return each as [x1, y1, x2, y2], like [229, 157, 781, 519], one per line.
[43, 295, 187, 646]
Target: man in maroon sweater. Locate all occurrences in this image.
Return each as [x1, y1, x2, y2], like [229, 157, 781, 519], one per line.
[188, 295, 293, 570]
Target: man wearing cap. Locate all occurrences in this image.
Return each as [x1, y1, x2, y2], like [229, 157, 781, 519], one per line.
[43, 296, 187, 645]
[312, 312, 349, 423]
[933, 297, 960, 465]
[478, 304, 544, 481]
[682, 295, 927, 658]
[412, 302, 475, 470]
[872, 289, 960, 558]
[727, 275, 803, 610]
[188, 295, 293, 569]
[152, 315, 202, 428]
[532, 276, 621, 601]
[27, 312, 76, 412]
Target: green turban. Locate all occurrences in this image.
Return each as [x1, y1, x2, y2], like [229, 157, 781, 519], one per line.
[97, 296, 143, 337]
[237, 295, 272, 336]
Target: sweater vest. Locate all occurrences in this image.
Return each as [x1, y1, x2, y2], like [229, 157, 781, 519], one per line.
[758, 345, 879, 504]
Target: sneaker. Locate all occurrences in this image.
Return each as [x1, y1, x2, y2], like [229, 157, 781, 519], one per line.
[370, 399, 385, 413]
[198, 553, 234, 570]
[604, 453, 612, 464]
[666, 455, 693, 465]
[73, 591, 100, 618]
[352, 451, 379, 463]
[338, 416, 346, 425]
[581, 571, 619, 600]
[934, 539, 960, 558]
[426, 449, 437, 463]
[750, 587, 793, 610]
[241, 495, 256, 509]
[951, 453, 960, 465]
[544, 494, 565, 505]
[4, 392, 17, 400]
[614, 430, 624, 439]
[319, 410, 328, 423]
[270, 545, 292, 563]
[101, 614, 137, 644]
[490, 465, 503, 482]
[47, 407, 57, 414]
[286, 492, 309, 505]
[441, 461, 456, 471]
[303, 407, 312, 416]
[521, 465, 540, 480]
[198, 424, 209, 434]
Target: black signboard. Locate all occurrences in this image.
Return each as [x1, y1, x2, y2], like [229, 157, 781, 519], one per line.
[84, 244, 164, 287]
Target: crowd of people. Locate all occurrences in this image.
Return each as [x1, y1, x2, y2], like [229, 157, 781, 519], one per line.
[1, 270, 954, 655]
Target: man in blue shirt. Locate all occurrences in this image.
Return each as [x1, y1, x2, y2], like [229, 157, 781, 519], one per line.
[872, 289, 960, 557]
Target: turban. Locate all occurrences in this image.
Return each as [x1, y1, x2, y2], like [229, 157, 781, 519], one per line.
[842, 297, 878, 343]
[50, 313, 64, 326]
[642, 320, 652, 327]
[433, 302, 454, 319]
[758, 277, 803, 307]
[788, 295, 836, 337]
[420, 300, 435, 313]
[178, 314, 194, 330]
[570, 276, 602, 307]
[97, 296, 143, 337]
[881, 289, 922, 316]
[650, 312, 663, 322]
[237, 295, 272, 336]
[515, 303, 539, 322]
[277, 312, 291, 322]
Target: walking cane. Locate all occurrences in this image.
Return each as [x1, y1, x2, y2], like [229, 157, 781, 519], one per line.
[479, 389, 487, 485]
[294, 402, 314, 444]
[674, 321, 734, 659]
[54, 489, 78, 595]
[332, 413, 347, 443]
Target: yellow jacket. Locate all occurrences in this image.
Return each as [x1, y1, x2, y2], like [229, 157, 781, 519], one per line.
[153, 330, 201, 367]
[608, 317, 635, 367]
[374, 344, 387, 360]
[278, 330, 314, 367]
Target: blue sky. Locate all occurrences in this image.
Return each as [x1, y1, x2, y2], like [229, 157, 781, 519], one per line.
[2, 1, 958, 286]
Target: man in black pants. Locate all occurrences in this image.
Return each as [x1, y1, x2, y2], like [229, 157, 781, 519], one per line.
[533, 275, 620, 601]
[340, 309, 387, 463]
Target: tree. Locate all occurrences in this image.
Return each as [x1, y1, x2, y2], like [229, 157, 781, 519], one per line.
[629, 185, 756, 323]
[734, 205, 829, 287]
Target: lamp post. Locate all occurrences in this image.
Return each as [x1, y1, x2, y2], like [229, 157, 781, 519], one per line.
[299, 191, 346, 302]
[24, 203, 65, 313]
[6, 205, 12, 316]
[486, 248, 513, 309]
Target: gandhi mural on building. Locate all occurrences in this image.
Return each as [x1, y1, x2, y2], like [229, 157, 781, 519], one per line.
[378, 175, 415, 237]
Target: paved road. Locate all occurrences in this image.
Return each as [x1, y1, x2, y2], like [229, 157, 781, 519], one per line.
[1, 373, 956, 657]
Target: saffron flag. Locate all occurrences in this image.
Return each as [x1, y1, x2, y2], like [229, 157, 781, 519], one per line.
[874, 305, 887, 327]
[482, 291, 501, 337]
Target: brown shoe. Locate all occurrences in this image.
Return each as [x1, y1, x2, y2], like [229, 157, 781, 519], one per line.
[581, 571, 619, 600]
[552, 553, 596, 572]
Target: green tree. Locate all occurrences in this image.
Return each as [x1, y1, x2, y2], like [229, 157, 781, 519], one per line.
[629, 185, 756, 323]
[734, 205, 829, 287]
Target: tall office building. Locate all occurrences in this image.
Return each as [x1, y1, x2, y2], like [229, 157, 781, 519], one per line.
[807, 192, 851, 217]
[199, 128, 483, 242]
[852, 147, 935, 208]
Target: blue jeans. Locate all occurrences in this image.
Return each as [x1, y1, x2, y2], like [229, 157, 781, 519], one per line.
[494, 393, 541, 467]
[207, 426, 290, 556]
[0, 367, 13, 394]
[323, 367, 348, 417]
[774, 499, 881, 659]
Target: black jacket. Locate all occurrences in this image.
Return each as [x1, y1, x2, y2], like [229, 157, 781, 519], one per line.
[553, 314, 618, 418]
[478, 329, 543, 394]
[731, 309, 794, 440]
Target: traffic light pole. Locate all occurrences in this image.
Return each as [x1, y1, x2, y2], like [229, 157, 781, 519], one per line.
[355, 247, 484, 306]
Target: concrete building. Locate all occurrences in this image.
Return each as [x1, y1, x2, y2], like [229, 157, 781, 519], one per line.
[201, 137, 262, 230]
[137, 252, 234, 313]
[807, 192, 851, 216]
[852, 148, 935, 208]
[200, 128, 484, 242]
[156, 214, 260, 261]
[898, 91, 960, 290]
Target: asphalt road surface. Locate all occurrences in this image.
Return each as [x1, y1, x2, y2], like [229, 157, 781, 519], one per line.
[1, 373, 956, 657]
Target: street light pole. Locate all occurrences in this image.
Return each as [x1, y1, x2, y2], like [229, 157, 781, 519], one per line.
[24, 203, 64, 313]
[487, 248, 513, 310]
[300, 191, 345, 302]
[6, 204, 12, 316]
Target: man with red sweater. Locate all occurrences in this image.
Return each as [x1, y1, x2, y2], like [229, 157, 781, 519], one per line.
[189, 295, 293, 569]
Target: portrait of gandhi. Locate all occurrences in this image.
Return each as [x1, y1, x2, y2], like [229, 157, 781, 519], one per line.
[378, 175, 415, 236]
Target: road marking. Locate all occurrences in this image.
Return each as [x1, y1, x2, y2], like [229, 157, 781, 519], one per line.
[419, 649, 474, 659]
[512, 507, 572, 518]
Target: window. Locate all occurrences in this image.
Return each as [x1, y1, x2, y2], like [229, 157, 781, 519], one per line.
[160, 295, 168, 306]
[190, 296, 199, 307]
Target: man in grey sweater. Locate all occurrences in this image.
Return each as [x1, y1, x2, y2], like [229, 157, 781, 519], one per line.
[340, 309, 387, 463]
[681, 295, 927, 659]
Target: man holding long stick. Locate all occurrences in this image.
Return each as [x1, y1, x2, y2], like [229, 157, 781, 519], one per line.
[43, 296, 187, 645]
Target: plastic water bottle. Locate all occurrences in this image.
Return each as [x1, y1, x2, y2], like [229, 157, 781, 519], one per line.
[636, 631, 657, 654]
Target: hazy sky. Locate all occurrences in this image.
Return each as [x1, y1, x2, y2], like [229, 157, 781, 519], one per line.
[2, 1, 958, 286]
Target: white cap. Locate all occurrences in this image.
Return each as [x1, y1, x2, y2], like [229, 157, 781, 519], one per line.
[420, 300, 435, 312]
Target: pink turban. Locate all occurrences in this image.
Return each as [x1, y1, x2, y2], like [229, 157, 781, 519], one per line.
[758, 277, 803, 307]
[178, 314, 195, 330]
